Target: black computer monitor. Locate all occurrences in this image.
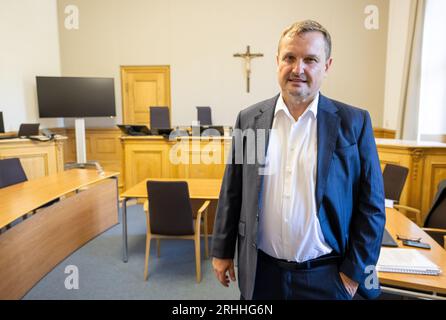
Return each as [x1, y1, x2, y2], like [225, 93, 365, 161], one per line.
[0, 112, 4, 133]
[117, 125, 151, 136]
[36, 76, 116, 118]
[18, 123, 40, 137]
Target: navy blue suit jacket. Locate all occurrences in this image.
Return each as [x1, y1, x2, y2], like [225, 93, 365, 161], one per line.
[212, 94, 386, 299]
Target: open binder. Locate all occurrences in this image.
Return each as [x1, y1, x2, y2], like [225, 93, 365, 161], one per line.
[377, 248, 442, 275]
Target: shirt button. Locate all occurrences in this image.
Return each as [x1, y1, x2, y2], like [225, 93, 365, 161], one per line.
[252, 243, 257, 249]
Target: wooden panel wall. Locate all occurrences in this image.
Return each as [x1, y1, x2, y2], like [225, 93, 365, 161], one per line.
[0, 138, 65, 180]
[52, 128, 123, 192]
[378, 145, 446, 224]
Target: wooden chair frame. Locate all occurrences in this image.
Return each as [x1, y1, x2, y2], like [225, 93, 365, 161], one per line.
[143, 200, 210, 282]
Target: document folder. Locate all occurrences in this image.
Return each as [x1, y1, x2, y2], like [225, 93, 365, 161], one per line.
[377, 248, 441, 275]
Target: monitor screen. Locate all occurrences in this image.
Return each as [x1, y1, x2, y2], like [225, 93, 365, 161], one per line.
[0, 112, 4, 133]
[36, 76, 116, 118]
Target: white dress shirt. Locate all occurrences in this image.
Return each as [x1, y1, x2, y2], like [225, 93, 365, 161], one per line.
[258, 93, 333, 262]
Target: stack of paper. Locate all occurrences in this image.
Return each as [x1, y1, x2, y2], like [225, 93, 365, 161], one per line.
[377, 248, 442, 275]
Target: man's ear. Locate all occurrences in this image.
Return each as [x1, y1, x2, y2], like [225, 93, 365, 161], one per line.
[325, 57, 333, 73]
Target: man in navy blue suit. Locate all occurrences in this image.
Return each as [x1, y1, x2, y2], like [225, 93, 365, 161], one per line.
[211, 20, 385, 300]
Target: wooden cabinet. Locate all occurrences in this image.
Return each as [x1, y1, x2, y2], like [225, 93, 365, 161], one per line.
[373, 127, 396, 139]
[377, 139, 446, 223]
[0, 137, 65, 180]
[121, 136, 231, 190]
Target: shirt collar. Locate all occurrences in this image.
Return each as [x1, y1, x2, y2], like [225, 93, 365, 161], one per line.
[275, 92, 319, 120]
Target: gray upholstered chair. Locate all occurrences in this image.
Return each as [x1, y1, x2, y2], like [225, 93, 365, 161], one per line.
[422, 180, 446, 249]
[0, 158, 27, 188]
[383, 164, 409, 203]
[196, 106, 212, 126]
[0, 158, 28, 231]
[143, 181, 210, 282]
[149, 106, 170, 130]
[382, 164, 420, 223]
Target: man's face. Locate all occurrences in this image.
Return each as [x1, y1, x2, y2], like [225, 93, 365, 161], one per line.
[277, 31, 332, 102]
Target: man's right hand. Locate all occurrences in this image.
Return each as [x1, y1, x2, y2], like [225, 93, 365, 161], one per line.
[212, 257, 236, 287]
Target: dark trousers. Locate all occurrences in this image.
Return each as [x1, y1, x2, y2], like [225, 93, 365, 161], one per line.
[251, 250, 353, 300]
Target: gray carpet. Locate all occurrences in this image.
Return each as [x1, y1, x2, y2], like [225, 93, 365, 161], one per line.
[23, 204, 240, 300]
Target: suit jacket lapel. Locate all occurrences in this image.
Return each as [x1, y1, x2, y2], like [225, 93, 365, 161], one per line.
[316, 95, 340, 214]
[254, 95, 277, 197]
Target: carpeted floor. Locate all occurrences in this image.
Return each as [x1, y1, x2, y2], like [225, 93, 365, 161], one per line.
[23, 204, 240, 300]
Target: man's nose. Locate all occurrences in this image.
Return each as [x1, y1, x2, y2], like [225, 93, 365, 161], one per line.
[292, 59, 304, 74]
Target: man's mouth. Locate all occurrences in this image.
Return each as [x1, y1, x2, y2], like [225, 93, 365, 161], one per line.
[288, 78, 307, 83]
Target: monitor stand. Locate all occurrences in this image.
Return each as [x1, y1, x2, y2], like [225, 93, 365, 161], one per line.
[64, 118, 104, 175]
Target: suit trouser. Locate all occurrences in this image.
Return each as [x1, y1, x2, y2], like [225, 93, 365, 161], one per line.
[251, 250, 353, 300]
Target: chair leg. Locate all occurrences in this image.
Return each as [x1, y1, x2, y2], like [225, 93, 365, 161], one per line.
[204, 214, 209, 259]
[144, 235, 151, 281]
[194, 235, 201, 283]
[156, 239, 161, 257]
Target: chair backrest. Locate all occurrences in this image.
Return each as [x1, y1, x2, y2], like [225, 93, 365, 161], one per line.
[0, 112, 4, 133]
[424, 180, 446, 229]
[146, 181, 194, 235]
[0, 158, 27, 188]
[196, 106, 212, 126]
[382, 164, 409, 202]
[149, 107, 170, 129]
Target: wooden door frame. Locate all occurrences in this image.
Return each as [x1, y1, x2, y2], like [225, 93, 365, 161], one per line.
[120, 65, 171, 124]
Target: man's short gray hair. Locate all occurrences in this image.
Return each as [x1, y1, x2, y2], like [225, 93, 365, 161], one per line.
[278, 20, 332, 60]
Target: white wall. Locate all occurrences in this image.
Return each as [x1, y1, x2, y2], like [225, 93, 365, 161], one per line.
[0, 0, 62, 131]
[419, 0, 446, 135]
[57, 0, 389, 128]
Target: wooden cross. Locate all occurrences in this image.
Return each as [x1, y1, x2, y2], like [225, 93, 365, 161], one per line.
[233, 45, 263, 93]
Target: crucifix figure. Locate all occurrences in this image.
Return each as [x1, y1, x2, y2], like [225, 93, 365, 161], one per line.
[233, 45, 263, 93]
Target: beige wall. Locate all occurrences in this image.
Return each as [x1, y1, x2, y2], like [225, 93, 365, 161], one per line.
[0, 0, 62, 132]
[57, 0, 388, 128]
[383, 0, 413, 136]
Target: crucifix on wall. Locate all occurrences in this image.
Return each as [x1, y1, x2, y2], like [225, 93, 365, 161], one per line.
[233, 45, 264, 93]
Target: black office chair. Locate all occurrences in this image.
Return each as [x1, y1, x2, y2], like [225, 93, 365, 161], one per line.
[422, 180, 446, 249]
[383, 164, 409, 203]
[0, 158, 28, 230]
[149, 106, 171, 129]
[382, 164, 418, 223]
[196, 106, 212, 126]
[143, 181, 210, 282]
[0, 158, 27, 188]
[0, 158, 58, 229]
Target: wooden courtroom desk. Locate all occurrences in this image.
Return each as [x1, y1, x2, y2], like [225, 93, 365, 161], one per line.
[120, 178, 221, 262]
[0, 169, 119, 300]
[381, 208, 446, 299]
[120, 183, 446, 298]
[377, 139, 446, 223]
[0, 136, 66, 180]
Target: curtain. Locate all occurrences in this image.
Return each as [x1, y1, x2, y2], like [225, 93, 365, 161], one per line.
[399, 0, 426, 140]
